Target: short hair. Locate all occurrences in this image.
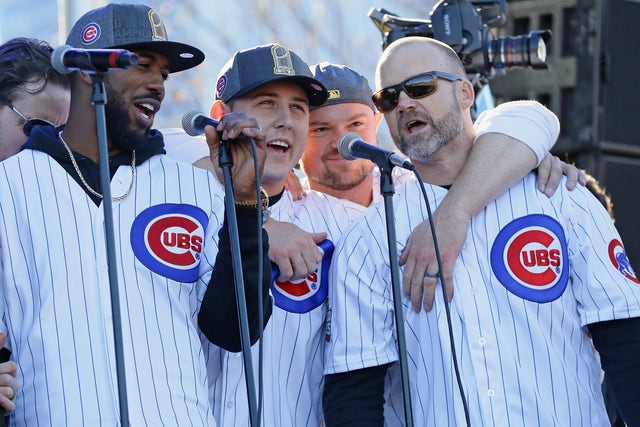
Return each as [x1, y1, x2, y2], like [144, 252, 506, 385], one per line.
[0, 37, 69, 103]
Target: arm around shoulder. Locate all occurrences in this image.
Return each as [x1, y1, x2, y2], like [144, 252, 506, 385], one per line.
[474, 100, 560, 165]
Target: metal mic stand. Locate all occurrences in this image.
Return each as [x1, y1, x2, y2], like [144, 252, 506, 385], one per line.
[217, 141, 259, 427]
[379, 166, 414, 427]
[91, 74, 130, 426]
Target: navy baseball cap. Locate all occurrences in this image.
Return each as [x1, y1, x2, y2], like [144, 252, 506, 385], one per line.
[215, 43, 328, 106]
[310, 62, 376, 111]
[66, 3, 204, 73]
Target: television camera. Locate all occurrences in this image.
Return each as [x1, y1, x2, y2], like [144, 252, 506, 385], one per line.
[369, 0, 551, 83]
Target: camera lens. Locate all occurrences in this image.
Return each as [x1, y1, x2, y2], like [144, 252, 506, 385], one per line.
[488, 30, 551, 70]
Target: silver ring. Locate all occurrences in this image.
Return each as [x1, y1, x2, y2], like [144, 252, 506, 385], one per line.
[425, 271, 439, 278]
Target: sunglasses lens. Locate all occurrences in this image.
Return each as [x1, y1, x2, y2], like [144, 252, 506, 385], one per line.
[373, 88, 399, 113]
[405, 74, 437, 98]
[23, 119, 54, 136]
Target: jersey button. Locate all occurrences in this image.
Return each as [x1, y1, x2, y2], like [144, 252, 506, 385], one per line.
[226, 401, 233, 408]
[478, 337, 487, 346]
[487, 389, 496, 397]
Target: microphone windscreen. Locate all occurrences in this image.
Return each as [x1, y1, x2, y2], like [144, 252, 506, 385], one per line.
[338, 132, 361, 161]
[50, 45, 73, 74]
[181, 111, 204, 136]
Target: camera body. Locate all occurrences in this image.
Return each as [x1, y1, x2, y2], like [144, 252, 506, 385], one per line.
[369, 0, 551, 79]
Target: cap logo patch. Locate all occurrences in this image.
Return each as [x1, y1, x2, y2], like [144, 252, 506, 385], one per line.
[271, 239, 334, 313]
[271, 45, 295, 76]
[491, 214, 569, 303]
[608, 239, 639, 284]
[147, 9, 167, 41]
[81, 23, 101, 45]
[327, 89, 341, 100]
[216, 75, 227, 99]
[130, 204, 209, 282]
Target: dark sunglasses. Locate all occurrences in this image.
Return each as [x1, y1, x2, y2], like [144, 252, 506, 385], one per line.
[372, 71, 462, 113]
[2, 100, 55, 136]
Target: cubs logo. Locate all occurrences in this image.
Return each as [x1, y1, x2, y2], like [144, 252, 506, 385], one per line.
[491, 214, 569, 303]
[131, 204, 208, 282]
[81, 23, 101, 45]
[271, 239, 334, 313]
[216, 76, 227, 99]
[608, 239, 639, 284]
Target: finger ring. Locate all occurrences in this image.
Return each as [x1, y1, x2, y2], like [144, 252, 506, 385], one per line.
[425, 271, 439, 278]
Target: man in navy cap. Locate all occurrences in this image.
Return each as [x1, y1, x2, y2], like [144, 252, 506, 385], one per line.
[0, 4, 271, 426]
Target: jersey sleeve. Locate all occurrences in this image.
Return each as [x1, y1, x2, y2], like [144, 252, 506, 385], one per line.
[559, 183, 640, 325]
[474, 100, 560, 166]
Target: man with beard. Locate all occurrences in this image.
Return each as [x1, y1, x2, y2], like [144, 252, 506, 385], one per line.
[323, 36, 640, 426]
[301, 62, 584, 312]
[0, 4, 271, 426]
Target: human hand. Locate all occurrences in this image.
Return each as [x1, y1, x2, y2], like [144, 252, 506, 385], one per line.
[536, 152, 586, 196]
[204, 112, 267, 201]
[263, 218, 327, 281]
[0, 334, 17, 414]
[284, 170, 306, 201]
[399, 205, 470, 312]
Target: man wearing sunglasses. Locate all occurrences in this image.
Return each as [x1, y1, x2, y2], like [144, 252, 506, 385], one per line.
[324, 36, 640, 426]
[0, 37, 70, 161]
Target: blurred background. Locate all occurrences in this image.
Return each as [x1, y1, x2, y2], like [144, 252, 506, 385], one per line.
[1, 0, 638, 270]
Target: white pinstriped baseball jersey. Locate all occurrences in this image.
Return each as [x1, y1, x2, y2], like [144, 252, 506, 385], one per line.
[325, 174, 640, 427]
[205, 190, 366, 427]
[0, 150, 225, 426]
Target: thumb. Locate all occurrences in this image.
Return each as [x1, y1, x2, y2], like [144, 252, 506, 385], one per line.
[311, 232, 328, 244]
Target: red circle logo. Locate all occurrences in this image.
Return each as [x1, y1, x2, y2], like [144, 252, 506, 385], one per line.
[81, 23, 101, 45]
[145, 215, 204, 269]
[608, 239, 639, 284]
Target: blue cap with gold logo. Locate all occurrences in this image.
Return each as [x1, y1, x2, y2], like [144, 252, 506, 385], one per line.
[66, 3, 204, 73]
[310, 62, 375, 111]
[215, 43, 328, 106]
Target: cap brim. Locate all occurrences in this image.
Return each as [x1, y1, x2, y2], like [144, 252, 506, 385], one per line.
[233, 76, 328, 106]
[115, 41, 204, 73]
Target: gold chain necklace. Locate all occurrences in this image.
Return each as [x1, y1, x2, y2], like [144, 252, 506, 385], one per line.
[58, 131, 136, 201]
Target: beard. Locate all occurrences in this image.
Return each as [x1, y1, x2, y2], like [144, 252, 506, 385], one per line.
[396, 91, 463, 161]
[310, 161, 372, 191]
[104, 80, 150, 152]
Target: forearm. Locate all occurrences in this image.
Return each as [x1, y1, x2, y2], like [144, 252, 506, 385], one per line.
[446, 100, 560, 218]
[199, 206, 272, 352]
[323, 364, 389, 427]
[589, 317, 640, 426]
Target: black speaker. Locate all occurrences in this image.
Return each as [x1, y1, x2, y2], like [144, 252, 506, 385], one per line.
[598, 0, 640, 146]
[597, 154, 640, 273]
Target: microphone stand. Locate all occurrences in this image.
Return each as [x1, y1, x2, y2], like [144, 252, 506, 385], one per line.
[379, 166, 414, 427]
[218, 141, 259, 427]
[91, 74, 130, 426]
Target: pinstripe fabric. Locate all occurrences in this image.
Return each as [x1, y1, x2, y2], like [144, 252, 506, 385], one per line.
[206, 190, 366, 427]
[325, 174, 640, 427]
[0, 150, 224, 426]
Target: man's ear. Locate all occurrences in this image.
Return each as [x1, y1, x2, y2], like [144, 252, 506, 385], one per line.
[460, 80, 476, 110]
[209, 100, 230, 119]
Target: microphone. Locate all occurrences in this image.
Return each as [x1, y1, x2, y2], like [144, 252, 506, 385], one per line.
[338, 132, 414, 171]
[182, 111, 220, 136]
[51, 45, 139, 74]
